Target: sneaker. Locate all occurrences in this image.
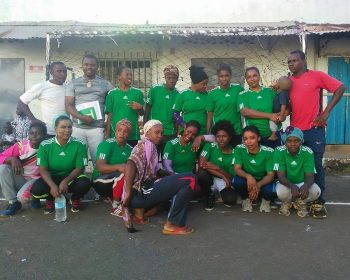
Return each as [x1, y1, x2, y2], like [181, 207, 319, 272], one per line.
[293, 199, 308, 218]
[111, 204, 124, 218]
[30, 198, 42, 209]
[310, 203, 327, 219]
[242, 198, 253, 212]
[0, 201, 22, 216]
[259, 198, 271, 213]
[71, 199, 81, 213]
[44, 200, 55, 214]
[279, 201, 291, 216]
[204, 193, 215, 211]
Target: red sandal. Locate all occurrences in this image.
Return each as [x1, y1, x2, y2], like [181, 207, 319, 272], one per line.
[162, 226, 194, 235]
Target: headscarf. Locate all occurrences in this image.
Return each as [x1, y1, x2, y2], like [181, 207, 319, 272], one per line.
[164, 65, 179, 78]
[116, 118, 132, 132]
[189, 65, 208, 84]
[143, 119, 162, 135]
[282, 126, 304, 144]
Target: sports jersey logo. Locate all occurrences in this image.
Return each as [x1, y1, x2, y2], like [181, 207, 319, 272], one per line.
[257, 96, 263, 99]
[291, 161, 297, 166]
[196, 96, 200, 100]
[99, 153, 106, 159]
[59, 151, 66, 156]
[218, 157, 223, 161]
[122, 152, 126, 156]
[225, 93, 230, 97]
[250, 159, 256, 164]
[273, 163, 279, 170]
[165, 95, 170, 99]
[181, 149, 185, 153]
[123, 96, 128, 100]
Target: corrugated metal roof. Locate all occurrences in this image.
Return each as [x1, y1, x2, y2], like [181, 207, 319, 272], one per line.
[304, 24, 350, 35]
[0, 21, 302, 39]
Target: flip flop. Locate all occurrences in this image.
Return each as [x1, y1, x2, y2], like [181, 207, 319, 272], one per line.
[162, 226, 194, 235]
[132, 215, 149, 225]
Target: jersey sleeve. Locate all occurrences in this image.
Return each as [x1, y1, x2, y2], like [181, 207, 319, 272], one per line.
[303, 148, 315, 174]
[237, 92, 247, 111]
[0, 142, 20, 164]
[137, 89, 145, 106]
[273, 149, 286, 172]
[206, 92, 215, 112]
[173, 93, 184, 112]
[200, 142, 211, 160]
[145, 87, 154, 105]
[162, 141, 175, 160]
[105, 91, 114, 114]
[36, 144, 48, 167]
[76, 142, 88, 168]
[95, 141, 112, 163]
[232, 146, 243, 165]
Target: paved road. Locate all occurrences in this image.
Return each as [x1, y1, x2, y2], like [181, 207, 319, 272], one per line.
[1, 175, 350, 280]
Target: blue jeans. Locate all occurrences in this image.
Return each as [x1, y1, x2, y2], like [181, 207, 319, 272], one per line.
[232, 175, 276, 201]
[303, 127, 325, 200]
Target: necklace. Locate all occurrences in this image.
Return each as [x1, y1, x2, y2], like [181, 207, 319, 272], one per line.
[84, 77, 94, 88]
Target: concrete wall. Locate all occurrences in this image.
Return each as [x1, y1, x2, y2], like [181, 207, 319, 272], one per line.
[0, 34, 349, 121]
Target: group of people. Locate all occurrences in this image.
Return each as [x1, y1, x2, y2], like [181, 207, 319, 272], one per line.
[0, 50, 345, 235]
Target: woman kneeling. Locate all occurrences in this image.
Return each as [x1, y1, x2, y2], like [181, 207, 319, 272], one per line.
[122, 120, 199, 235]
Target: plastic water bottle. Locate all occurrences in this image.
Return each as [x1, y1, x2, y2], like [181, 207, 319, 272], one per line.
[55, 195, 67, 222]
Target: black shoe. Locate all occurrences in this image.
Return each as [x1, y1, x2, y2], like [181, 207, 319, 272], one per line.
[204, 193, 215, 211]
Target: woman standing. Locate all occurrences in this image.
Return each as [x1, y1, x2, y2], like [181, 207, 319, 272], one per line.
[162, 120, 201, 174]
[238, 67, 280, 148]
[232, 125, 276, 213]
[122, 120, 199, 235]
[207, 64, 244, 146]
[173, 65, 208, 135]
[31, 115, 91, 214]
[105, 66, 144, 146]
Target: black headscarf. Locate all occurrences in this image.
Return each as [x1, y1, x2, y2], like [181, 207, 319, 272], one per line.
[189, 65, 208, 84]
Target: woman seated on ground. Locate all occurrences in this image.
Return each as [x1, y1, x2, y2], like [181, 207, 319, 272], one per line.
[198, 120, 237, 211]
[0, 123, 47, 216]
[30, 115, 91, 214]
[162, 120, 201, 174]
[273, 126, 321, 218]
[238, 67, 281, 148]
[232, 125, 276, 213]
[93, 119, 133, 216]
[121, 120, 199, 235]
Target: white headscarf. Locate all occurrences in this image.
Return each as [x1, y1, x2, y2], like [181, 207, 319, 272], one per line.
[143, 120, 162, 135]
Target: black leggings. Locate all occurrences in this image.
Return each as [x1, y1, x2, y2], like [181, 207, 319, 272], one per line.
[31, 175, 91, 201]
[130, 173, 198, 227]
[93, 172, 120, 198]
[197, 169, 237, 205]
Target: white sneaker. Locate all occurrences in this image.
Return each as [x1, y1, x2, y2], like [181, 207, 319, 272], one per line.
[242, 198, 253, 212]
[279, 201, 291, 216]
[259, 198, 271, 213]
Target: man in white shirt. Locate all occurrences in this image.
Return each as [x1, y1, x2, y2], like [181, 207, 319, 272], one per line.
[18, 62, 67, 136]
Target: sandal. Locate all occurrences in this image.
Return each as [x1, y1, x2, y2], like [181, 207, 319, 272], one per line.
[162, 226, 194, 235]
[132, 215, 149, 225]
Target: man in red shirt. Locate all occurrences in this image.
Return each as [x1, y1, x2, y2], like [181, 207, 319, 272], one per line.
[288, 50, 345, 218]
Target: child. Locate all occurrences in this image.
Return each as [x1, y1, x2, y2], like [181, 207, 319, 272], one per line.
[269, 76, 292, 141]
[11, 103, 32, 142]
[0, 123, 47, 216]
[0, 122, 16, 152]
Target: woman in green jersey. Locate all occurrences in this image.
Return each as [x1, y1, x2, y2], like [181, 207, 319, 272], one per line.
[232, 125, 276, 213]
[238, 67, 280, 148]
[173, 65, 209, 135]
